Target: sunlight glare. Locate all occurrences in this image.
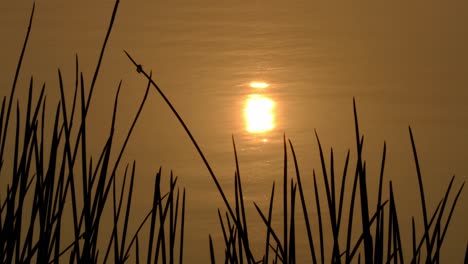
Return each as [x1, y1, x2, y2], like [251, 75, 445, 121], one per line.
[249, 82, 269, 89]
[244, 94, 275, 133]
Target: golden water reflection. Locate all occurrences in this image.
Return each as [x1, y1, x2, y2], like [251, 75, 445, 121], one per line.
[244, 94, 275, 133]
[249, 81, 269, 89]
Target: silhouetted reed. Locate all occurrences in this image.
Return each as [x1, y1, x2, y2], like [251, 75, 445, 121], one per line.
[0, 2, 185, 263]
[1, 1, 466, 263]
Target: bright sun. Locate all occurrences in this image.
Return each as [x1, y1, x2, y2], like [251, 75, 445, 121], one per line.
[244, 94, 275, 133]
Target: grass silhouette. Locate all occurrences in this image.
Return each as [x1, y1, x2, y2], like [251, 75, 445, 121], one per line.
[1, 2, 466, 263]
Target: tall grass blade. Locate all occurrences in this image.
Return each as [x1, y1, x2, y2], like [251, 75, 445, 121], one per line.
[209, 235, 216, 264]
[234, 171, 244, 263]
[390, 182, 404, 263]
[408, 127, 431, 260]
[312, 172, 324, 264]
[232, 136, 250, 263]
[217, 210, 229, 253]
[337, 150, 350, 236]
[119, 161, 136, 262]
[264, 182, 275, 264]
[282, 134, 288, 263]
[288, 180, 297, 264]
[148, 169, 161, 264]
[464, 243, 468, 264]
[412, 217, 417, 263]
[85, 0, 120, 115]
[374, 142, 386, 264]
[288, 139, 317, 264]
[179, 189, 186, 264]
[0, 3, 35, 166]
[353, 99, 373, 264]
[344, 136, 363, 264]
[135, 237, 140, 264]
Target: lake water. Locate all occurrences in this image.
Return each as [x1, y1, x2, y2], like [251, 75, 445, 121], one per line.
[1, 0, 467, 262]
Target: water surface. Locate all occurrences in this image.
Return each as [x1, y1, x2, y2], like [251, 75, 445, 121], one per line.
[1, 0, 467, 262]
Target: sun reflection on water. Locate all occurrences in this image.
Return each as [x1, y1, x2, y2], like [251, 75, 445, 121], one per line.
[244, 94, 275, 133]
[249, 81, 269, 89]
